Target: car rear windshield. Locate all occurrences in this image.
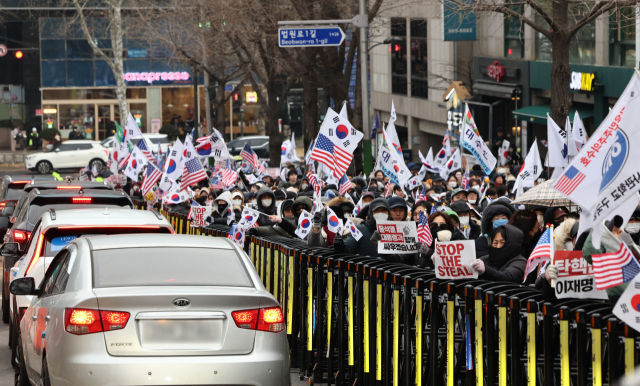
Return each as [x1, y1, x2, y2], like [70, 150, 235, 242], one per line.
[6, 187, 26, 201]
[44, 227, 172, 256]
[92, 247, 252, 288]
[26, 203, 131, 227]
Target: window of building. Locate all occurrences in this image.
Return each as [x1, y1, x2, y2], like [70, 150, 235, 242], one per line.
[535, 13, 595, 64]
[391, 18, 408, 95]
[410, 19, 428, 99]
[609, 8, 636, 67]
[504, 3, 524, 58]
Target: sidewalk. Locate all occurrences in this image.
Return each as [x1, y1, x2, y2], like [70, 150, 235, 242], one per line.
[0, 149, 41, 168]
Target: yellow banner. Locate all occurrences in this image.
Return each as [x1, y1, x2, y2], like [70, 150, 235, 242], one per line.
[475, 299, 483, 386]
[327, 272, 333, 348]
[364, 280, 370, 373]
[273, 250, 279, 300]
[447, 300, 454, 386]
[416, 295, 423, 386]
[286, 257, 294, 334]
[376, 284, 382, 381]
[266, 249, 271, 293]
[527, 313, 536, 386]
[348, 276, 354, 366]
[307, 267, 313, 351]
[560, 320, 569, 386]
[592, 328, 601, 386]
[499, 307, 507, 386]
[625, 337, 634, 378]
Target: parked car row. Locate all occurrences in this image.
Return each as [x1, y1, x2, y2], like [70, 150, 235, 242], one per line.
[0, 175, 289, 386]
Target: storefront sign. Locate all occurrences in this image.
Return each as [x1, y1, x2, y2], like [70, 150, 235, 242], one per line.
[487, 61, 505, 82]
[569, 71, 596, 92]
[151, 119, 161, 133]
[433, 240, 477, 279]
[377, 220, 419, 254]
[123, 71, 190, 84]
[246, 91, 257, 103]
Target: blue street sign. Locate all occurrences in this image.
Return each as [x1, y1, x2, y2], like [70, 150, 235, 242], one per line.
[443, 0, 477, 41]
[278, 26, 346, 47]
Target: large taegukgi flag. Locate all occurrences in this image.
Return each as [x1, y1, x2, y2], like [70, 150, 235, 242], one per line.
[553, 70, 640, 248]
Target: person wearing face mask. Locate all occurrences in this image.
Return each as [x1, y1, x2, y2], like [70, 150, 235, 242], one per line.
[467, 189, 479, 206]
[243, 187, 299, 237]
[336, 198, 390, 257]
[450, 201, 481, 240]
[475, 200, 517, 257]
[130, 182, 143, 198]
[230, 191, 245, 209]
[450, 188, 468, 204]
[278, 199, 296, 225]
[446, 175, 458, 191]
[542, 206, 569, 229]
[471, 225, 527, 283]
[554, 214, 578, 251]
[625, 210, 640, 244]
[206, 191, 234, 225]
[507, 210, 542, 258]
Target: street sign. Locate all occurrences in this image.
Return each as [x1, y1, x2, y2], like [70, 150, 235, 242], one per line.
[278, 27, 345, 47]
[0, 44, 6, 57]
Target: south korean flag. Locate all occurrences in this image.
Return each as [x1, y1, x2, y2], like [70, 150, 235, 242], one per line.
[123, 147, 148, 181]
[295, 210, 314, 239]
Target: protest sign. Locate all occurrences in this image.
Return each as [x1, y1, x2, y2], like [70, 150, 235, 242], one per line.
[553, 251, 608, 300]
[433, 240, 477, 279]
[613, 272, 640, 333]
[189, 206, 212, 227]
[266, 168, 280, 179]
[377, 220, 418, 254]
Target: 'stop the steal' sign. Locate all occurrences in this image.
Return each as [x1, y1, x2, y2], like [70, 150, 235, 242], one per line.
[278, 27, 346, 47]
[433, 240, 478, 279]
[377, 220, 418, 254]
[189, 206, 212, 227]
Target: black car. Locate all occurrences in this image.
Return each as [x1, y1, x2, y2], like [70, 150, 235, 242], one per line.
[227, 136, 270, 159]
[1, 188, 133, 324]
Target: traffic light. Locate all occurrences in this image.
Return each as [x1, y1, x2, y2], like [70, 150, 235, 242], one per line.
[15, 51, 23, 59]
[233, 93, 242, 114]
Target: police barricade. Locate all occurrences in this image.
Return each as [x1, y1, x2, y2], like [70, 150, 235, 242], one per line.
[132, 199, 638, 386]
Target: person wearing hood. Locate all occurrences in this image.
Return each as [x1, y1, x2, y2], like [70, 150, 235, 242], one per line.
[245, 187, 298, 237]
[471, 224, 527, 283]
[450, 200, 481, 240]
[508, 210, 542, 258]
[336, 198, 390, 257]
[308, 196, 350, 248]
[206, 192, 238, 226]
[278, 199, 296, 226]
[542, 206, 569, 228]
[230, 191, 245, 209]
[625, 209, 640, 244]
[554, 215, 578, 251]
[475, 200, 517, 257]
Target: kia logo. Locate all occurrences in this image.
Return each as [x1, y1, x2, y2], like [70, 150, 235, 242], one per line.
[173, 299, 190, 308]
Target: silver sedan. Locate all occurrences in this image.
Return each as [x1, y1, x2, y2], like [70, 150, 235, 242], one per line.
[11, 234, 290, 386]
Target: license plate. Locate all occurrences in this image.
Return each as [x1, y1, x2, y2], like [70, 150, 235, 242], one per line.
[139, 319, 223, 350]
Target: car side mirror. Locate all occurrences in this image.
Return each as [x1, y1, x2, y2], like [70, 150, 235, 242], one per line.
[1, 242, 19, 258]
[10, 277, 38, 296]
[1, 207, 14, 216]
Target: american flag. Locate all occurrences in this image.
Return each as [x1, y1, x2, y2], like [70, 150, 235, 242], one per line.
[417, 210, 433, 247]
[210, 175, 224, 189]
[155, 140, 163, 165]
[141, 163, 163, 196]
[306, 171, 321, 193]
[429, 205, 437, 215]
[384, 182, 392, 198]
[222, 169, 238, 188]
[417, 185, 427, 202]
[240, 143, 259, 170]
[339, 174, 353, 196]
[196, 135, 210, 144]
[310, 134, 352, 178]
[592, 243, 640, 290]
[462, 168, 470, 189]
[136, 139, 155, 163]
[554, 166, 586, 196]
[522, 228, 552, 281]
[180, 158, 207, 191]
[118, 153, 131, 170]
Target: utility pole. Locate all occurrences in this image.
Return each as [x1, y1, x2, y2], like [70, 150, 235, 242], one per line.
[355, 0, 371, 174]
[193, 65, 199, 138]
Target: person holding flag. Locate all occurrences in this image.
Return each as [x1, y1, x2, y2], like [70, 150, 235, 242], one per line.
[310, 107, 363, 178]
[472, 224, 528, 283]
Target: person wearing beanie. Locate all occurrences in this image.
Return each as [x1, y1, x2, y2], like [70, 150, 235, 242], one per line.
[450, 200, 481, 240]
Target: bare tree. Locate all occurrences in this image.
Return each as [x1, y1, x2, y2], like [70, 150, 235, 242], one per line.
[444, 0, 638, 125]
[70, 0, 129, 127]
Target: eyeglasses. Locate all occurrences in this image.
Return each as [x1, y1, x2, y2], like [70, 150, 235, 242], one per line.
[430, 222, 447, 229]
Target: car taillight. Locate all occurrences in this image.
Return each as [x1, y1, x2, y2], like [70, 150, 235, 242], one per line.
[64, 308, 130, 335]
[13, 230, 30, 242]
[0, 201, 7, 207]
[72, 197, 92, 203]
[232, 306, 284, 333]
[56, 186, 82, 189]
[24, 234, 44, 275]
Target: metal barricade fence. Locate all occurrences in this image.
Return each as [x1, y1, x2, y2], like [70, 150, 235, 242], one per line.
[134, 200, 639, 386]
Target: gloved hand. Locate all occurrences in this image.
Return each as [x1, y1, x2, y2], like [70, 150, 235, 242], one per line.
[370, 230, 381, 243]
[333, 234, 346, 252]
[313, 211, 322, 228]
[205, 216, 213, 224]
[545, 264, 558, 282]
[415, 242, 430, 254]
[472, 259, 486, 275]
[269, 215, 282, 224]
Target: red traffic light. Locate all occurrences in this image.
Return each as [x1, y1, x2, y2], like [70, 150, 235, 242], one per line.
[234, 93, 238, 101]
[15, 51, 23, 59]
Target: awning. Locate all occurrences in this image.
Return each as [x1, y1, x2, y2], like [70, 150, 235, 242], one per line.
[512, 103, 594, 124]
[472, 81, 518, 99]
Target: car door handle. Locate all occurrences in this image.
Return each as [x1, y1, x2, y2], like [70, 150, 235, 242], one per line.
[31, 316, 37, 321]
[45, 316, 51, 321]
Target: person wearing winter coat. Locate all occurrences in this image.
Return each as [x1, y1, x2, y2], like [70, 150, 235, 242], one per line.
[308, 196, 352, 248]
[507, 209, 542, 258]
[471, 224, 527, 283]
[337, 198, 390, 257]
[247, 187, 298, 237]
[450, 201, 481, 240]
[475, 199, 517, 257]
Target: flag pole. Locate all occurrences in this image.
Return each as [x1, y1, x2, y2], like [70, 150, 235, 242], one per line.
[549, 224, 556, 288]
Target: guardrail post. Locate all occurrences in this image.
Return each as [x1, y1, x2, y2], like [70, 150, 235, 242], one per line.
[525, 300, 537, 386]
[607, 317, 621, 385]
[575, 309, 587, 386]
[474, 288, 484, 386]
[591, 314, 602, 386]
[624, 324, 636, 380]
[464, 285, 475, 386]
[559, 306, 570, 386]
[428, 281, 442, 386]
[485, 291, 496, 386]
[509, 297, 522, 386]
[542, 303, 554, 386]
[315, 256, 326, 384]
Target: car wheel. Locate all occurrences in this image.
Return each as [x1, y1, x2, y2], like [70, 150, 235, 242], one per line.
[15, 332, 28, 386]
[89, 158, 105, 172]
[40, 355, 51, 386]
[36, 161, 52, 174]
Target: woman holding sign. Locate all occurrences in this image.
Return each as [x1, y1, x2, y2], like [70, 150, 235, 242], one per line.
[471, 225, 527, 283]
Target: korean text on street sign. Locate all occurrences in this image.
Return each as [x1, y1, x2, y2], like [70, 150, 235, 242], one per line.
[554, 251, 608, 300]
[433, 240, 478, 279]
[189, 206, 212, 227]
[377, 220, 418, 254]
[278, 27, 346, 47]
